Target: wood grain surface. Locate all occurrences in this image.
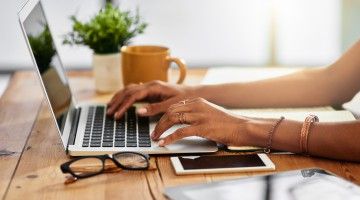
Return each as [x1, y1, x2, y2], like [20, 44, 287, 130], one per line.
[1, 69, 359, 200]
[0, 72, 43, 199]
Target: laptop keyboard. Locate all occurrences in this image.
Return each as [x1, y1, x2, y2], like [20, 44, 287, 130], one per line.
[82, 106, 151, 148]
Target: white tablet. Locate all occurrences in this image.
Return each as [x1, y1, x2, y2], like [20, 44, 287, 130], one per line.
[170, 154, 275, 175]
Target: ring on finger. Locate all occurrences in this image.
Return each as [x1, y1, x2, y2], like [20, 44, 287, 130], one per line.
[177, 112, 186, 124]
[182, 113, 186, 124]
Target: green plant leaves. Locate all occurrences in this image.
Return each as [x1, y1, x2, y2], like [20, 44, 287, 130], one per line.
[28, 25, 56, 73]
[63, 3, 147, 54]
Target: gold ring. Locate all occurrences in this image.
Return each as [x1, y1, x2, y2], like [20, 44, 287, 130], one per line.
[177, 112, 185, 124]
[182, 113, 186, 124]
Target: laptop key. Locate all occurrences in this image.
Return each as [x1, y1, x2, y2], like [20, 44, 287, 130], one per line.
[90, 143, 101, 147]
[139, 140, 150, 144]
[139, 143, 151, 147]
[91, 141, 101, 145]
[126, 142, 137, 147]
[103, 135, 113, 138]
[115, 141, 125, 147]
[102, 142, 113, 147]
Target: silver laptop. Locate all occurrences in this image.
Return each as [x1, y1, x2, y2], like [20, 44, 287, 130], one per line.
[18, 0, 217, 156]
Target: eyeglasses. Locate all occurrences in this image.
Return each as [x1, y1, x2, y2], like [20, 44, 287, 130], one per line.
[60, 152, 150, 181]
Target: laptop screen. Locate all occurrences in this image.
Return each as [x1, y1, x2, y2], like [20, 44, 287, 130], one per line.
[22, 2, 73, 137]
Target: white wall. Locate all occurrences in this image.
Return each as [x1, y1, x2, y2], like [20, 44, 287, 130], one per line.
[275, 0, 341, 66]
[0, 0, 353, 70]
[118, 0, 272, 67]
[0, 0, 30, 70]
[0, 0, 101, 70]
[119, 0, 343, 67]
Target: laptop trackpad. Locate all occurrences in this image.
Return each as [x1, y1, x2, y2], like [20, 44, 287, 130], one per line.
[149, 123, 217, 153]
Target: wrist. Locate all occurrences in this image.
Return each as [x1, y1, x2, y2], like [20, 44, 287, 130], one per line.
[245, 118, 275, 147]
[190, 85, 213, 101]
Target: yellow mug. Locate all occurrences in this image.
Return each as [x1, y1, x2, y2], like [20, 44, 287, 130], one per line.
[121, 45, 187, 86]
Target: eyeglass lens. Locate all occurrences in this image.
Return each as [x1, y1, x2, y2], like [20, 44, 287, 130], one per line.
[113, 152, 148, 169]
[69, 157, 103, 177]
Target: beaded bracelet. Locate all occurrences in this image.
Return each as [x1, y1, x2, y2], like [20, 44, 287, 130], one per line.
[300, 115, 319, 154]
[264, 116, 285, 154]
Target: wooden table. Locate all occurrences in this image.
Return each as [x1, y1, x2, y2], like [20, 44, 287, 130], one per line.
[1, 69, 360, 200]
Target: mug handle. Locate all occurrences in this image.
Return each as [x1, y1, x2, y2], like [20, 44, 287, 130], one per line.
[166, 57, 187, 84]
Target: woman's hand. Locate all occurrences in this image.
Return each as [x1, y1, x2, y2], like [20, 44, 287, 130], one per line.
[151, 97, 254, 147]
[107, 81, 198, 119]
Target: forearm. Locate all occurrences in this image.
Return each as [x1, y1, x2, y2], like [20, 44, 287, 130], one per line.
[194, 40, 360, 108]
[246, 118, 360, 162]
[196, 67, 339, 108]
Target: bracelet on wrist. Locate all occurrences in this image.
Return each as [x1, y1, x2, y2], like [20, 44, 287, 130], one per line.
[264, 116, 285, 154]
[300, 115, 319, 154]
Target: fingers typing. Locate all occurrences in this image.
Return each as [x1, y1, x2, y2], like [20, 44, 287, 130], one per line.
[158, 126, 196, 146]
[152, 109, 198, 140]
[137, 98, 175, 116]
[113, 89, 148, 119]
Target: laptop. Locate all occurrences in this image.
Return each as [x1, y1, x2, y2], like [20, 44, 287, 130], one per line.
[18, 0, 218, 156]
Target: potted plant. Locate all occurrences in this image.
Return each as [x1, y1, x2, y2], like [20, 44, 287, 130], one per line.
[64, 3, 147, 93]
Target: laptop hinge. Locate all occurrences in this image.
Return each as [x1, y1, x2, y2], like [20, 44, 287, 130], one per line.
[66, 107, 81, 153]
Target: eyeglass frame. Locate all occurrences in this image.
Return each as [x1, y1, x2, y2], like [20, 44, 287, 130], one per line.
[60, 151, 150, 179]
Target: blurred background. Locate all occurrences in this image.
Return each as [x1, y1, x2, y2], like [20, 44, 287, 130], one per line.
[0, 0, 360, 70]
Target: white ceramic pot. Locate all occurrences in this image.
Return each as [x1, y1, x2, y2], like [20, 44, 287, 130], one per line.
[92, 52, 123, 93]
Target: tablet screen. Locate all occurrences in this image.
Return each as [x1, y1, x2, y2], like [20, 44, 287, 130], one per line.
[179, 154, 266, 170]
